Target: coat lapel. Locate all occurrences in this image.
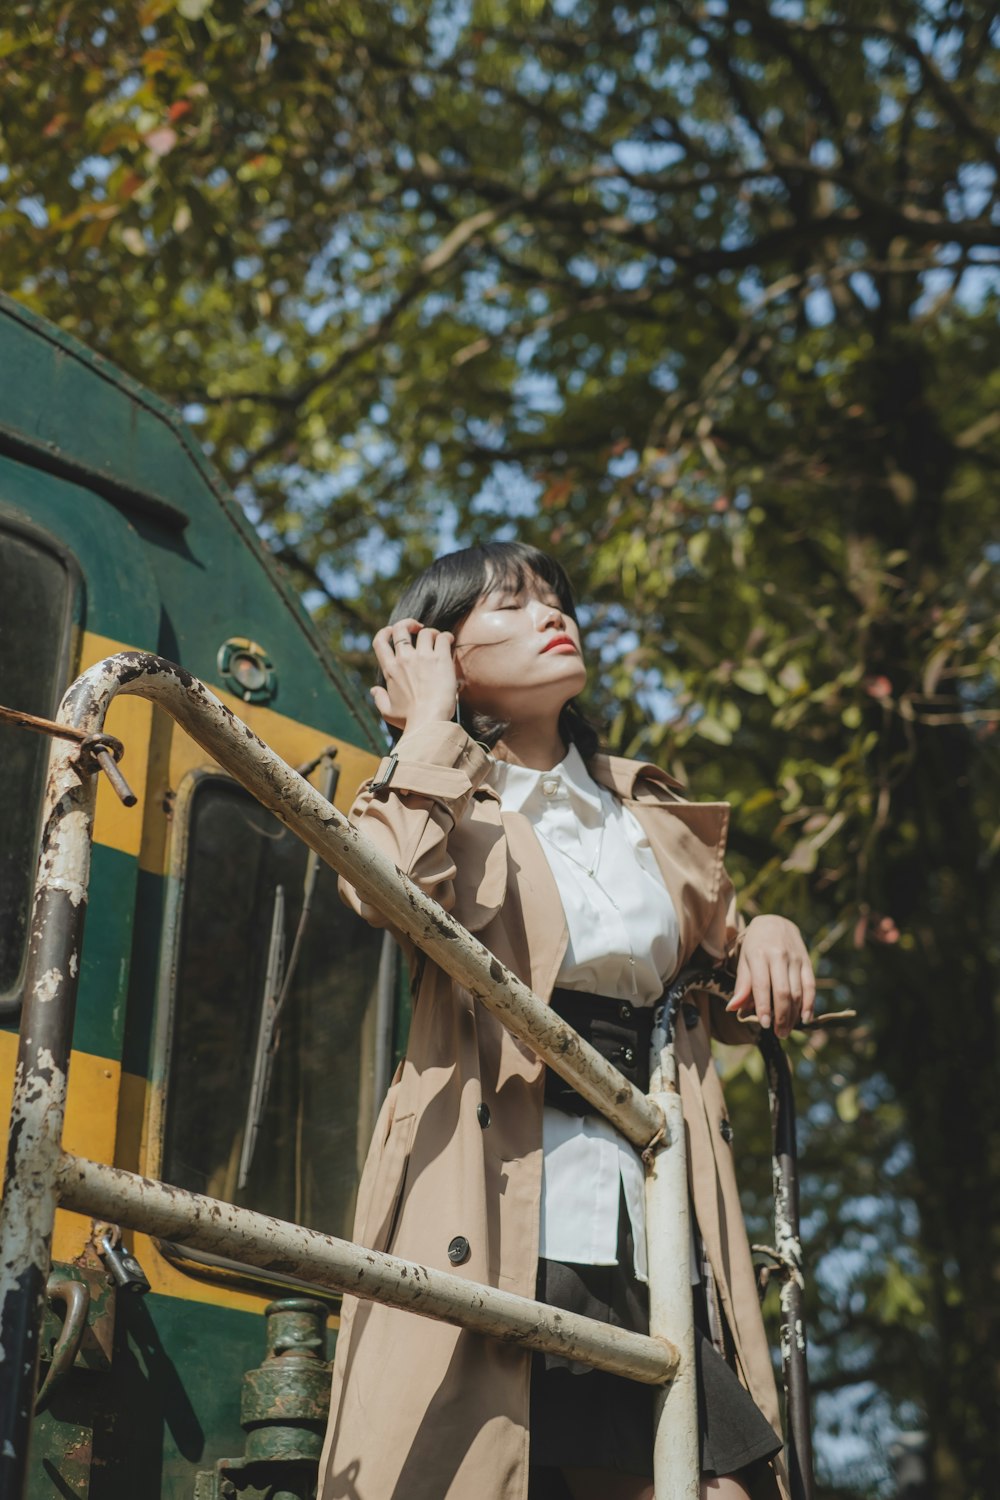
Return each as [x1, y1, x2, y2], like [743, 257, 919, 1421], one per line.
[500, 809, 568, 1002]
[448, 791, 509, 933]
[590, 755, 732, 968]
[496, 753, 731, 994]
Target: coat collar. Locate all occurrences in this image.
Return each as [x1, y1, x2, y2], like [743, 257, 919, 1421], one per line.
[481, 747, 685, 807]
[588, 752, 686, 802]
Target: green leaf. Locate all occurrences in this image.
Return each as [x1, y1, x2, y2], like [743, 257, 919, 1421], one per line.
[719, 699, 741, 732]
[733, 666, 769, 694]
[778, 661, 806, 694]
[836, 1084, 860, 1124]
[694, 715, 732, 745]
[688, 530, 710, 571]
[782, 838, 818, 874]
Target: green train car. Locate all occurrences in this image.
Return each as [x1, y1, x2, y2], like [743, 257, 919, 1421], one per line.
[0, 290, 397, 1498]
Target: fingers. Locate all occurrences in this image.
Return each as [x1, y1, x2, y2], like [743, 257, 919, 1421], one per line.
[371, 624, 407, 677]
[387, 617, 423, 651]
[801, 960, 817, 1024]
[369, 684, 403, 728]
[769, 956, 793, 1037]
[370, 619, 459, 734]
[375, 620, 455, 657]
[413, 626, 455, 656]
[745, 947, 774, 1030]
[372, 620, 427, 677]
[732, 916, 818, 1035]
[727, 950, 753, 1012]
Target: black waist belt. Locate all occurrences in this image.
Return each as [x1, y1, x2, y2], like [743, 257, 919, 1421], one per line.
[545, 988, 655, 1117]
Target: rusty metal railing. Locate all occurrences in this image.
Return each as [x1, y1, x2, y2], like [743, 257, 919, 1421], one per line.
[0, 654, 700, 1500]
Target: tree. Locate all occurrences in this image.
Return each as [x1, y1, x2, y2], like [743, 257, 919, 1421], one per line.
[2, 2, 998, 1492]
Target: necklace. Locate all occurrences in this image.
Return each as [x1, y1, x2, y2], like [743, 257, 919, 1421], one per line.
[534, 807, 607, 880]
[531, 788, 642, 994]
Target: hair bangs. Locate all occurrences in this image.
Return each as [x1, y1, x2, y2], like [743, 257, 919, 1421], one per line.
[391, 542, 578, 635]
[479, 544, 578, 622]
[381, 540, 598, 758]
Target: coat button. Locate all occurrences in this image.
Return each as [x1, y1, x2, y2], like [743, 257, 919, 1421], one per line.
[618, 1002, 633, 1021]
[477, 1103, 491, 1128]
[683, 1003, 700, 1030]
[447, 1236, 470, 1266]
[719, 1119, 734, 1144]
[621, 1046, 635, 1066]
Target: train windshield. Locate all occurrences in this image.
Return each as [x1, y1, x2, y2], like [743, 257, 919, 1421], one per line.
[0, 524, 75, 1001]
[162, 774, 388, 1240]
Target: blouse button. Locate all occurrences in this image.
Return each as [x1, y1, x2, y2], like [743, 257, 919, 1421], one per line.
[447, 1236, 471, 1265]
[540, 776, 559, 797]
[719, 1119, 734, 1145]
[683, 1003, 700, 1030]
[477, 1103, 491, 1128]
[621, 1046, 635, 1066]
[618, 1002, 633, 1021]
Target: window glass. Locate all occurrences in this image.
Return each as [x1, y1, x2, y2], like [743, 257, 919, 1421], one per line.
[0, 526, 72, 997]
[163, 777, 385, 1238]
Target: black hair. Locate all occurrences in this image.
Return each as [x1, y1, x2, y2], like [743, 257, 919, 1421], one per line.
[383, 541, 600, 759]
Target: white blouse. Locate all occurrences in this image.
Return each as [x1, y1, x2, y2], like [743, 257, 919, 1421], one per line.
[491, 744, 683, 1283]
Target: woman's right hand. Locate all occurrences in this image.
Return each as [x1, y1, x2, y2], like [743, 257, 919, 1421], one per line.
[371, 619, 460, 734]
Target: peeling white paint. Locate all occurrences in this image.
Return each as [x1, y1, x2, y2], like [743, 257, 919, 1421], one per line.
[646, 1086, 700, 1499]
[34, 968, 63, 1004]
[59, 1151, 677, 1385]
[35, 1048, 67, 1092]
[37, 808, 92, 907]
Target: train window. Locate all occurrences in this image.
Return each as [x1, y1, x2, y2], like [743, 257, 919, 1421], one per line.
[0, 524, 77, 1001]
[162, 775, 387, 1242]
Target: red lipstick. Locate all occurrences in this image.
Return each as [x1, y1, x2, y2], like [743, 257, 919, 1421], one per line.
[541, 635, 577, 654]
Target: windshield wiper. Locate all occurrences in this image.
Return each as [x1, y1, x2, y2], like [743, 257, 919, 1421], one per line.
[238, 882, 286, 1191]
[237, 749, 340, 1191]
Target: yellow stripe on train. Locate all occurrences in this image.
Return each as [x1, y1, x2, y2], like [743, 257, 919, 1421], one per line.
[80, 631, 379, 874]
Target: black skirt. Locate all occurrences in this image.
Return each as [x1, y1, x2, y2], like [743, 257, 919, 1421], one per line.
[528, 1193, 781, 1485]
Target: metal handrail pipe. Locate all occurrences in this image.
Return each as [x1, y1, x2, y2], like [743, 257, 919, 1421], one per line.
[70, 653, 664, 1148]
[647, 1040, 700, 1497]
[56, 1152, 679, 1386]
[0, 711, 99, 1495]
[0, 651, 665, 1497]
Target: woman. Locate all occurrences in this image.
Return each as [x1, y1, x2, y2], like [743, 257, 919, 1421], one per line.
[319, 543, 814, 1500]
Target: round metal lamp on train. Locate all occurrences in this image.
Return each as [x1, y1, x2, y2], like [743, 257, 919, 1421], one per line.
[218, 638, 277, 704]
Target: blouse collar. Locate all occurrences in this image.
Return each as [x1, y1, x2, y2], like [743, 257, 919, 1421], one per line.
[490, 742, 604, 820]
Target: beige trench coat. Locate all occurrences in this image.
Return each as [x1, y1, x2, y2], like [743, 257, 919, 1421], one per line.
[318, 721, 787, 1500]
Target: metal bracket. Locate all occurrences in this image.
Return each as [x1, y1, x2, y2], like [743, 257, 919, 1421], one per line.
[78, 732, 137, 806]
[0, 701, 137, 806]
[35, 1276, 90, 1413]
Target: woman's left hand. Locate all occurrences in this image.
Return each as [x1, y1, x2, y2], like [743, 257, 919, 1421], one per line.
[726, 916, 816, 1037]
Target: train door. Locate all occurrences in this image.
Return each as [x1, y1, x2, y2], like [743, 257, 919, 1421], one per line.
[0, 464, 161, 1498]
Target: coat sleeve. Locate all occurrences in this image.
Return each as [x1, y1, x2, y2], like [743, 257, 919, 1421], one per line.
[338, 721, 496, 929]
[698, 863, 752, 1046]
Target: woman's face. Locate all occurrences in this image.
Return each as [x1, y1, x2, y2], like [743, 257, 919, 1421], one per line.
[452, 571, 587, 723]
